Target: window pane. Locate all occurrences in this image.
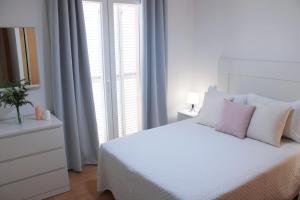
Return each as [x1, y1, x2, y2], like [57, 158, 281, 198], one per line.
[114, 3, 141, 137]
[83, 1, 108, 144]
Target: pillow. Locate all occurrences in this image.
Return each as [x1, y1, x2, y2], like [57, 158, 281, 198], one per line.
[207, 86, 247, 104]
[196, 91, 232, 127]
[247, 95, 292, 147]
[284, 102, 300, 142]
[233, 95, 247, 104]
[216, 100, 255, 139]
[248, 94, 300, 143]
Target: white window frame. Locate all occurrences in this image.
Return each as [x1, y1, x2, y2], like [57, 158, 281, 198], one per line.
[107, 0, 141, 139]
[85, 0, 141, 140]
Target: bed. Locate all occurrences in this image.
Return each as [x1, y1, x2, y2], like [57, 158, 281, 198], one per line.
[97, 58, 300, 200]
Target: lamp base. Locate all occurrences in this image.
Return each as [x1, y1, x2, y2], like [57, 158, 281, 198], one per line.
[190, 104, 195, 112]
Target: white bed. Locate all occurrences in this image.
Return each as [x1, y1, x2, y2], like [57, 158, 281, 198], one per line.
[97, 58, 300, 200]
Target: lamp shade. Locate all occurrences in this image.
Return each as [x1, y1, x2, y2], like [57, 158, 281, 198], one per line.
[186, 92, 200, 105]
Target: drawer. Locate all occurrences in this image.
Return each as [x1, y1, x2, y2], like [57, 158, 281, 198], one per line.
[0, 128, 64, 162]
[0, 168, 69, 200]
[0, 148, 67, 186]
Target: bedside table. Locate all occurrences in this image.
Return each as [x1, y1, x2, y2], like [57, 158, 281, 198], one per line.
[177, 109, 199, 121]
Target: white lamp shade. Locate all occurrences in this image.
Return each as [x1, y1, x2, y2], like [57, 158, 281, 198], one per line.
[186, 92, 200, 105]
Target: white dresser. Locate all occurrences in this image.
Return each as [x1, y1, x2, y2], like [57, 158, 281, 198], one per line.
[0, 115, 70, 200]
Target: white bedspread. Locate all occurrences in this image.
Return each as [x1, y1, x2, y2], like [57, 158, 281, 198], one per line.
[97, 120, 300, 200]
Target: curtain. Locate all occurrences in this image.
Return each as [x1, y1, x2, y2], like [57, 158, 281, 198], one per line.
[46, 0, 99, 171]
[141, 0, 168, 129]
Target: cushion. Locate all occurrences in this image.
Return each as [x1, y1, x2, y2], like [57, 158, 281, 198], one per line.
[216, 100, 255, 139]
[248, 94, 300, 143]
[207, 86, 247, 104]
[284, 102, 300, 142]
[196, 91, 232, 127]
[233, 95, 247, 104]
[247, 94, 292, 147]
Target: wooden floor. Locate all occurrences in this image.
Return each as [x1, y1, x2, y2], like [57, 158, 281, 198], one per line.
[47, 165, 114, 200]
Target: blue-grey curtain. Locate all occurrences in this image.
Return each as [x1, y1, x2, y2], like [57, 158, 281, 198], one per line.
[46, 0, 99, 171]
[141, 0, 168, 129]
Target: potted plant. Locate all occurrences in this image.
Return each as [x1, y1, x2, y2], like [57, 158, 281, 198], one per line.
[0, 80, 33, 124]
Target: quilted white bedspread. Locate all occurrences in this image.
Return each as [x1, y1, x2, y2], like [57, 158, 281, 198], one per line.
[97, 120, 300, 200]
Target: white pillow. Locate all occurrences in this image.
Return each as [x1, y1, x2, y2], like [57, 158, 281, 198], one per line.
[196, 90, 232, 127]
[248, 94, 300, 143]
[233, 95, 247, 104]
[247, 94, 292, 147]
[207, 86, 247, 104]
[284, 102, 300, 142]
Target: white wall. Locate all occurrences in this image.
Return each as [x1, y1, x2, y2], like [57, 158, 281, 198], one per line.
[0, 0, 51, 119]
[192, 0, 300, 95]
[166, 0, 197, 122]
[2, 0, 297, 124]
[0, 0, 195, 123]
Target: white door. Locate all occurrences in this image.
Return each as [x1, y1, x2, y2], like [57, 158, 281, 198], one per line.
[83, 0, 141, 143]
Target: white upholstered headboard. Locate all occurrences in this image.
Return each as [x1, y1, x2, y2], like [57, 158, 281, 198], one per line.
[218, 58, 300, 101]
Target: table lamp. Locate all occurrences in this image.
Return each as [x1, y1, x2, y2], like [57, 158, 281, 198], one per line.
[186, 92, 200, 111]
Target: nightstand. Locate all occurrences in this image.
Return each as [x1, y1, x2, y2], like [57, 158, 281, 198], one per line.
[177, 109, 199, 121]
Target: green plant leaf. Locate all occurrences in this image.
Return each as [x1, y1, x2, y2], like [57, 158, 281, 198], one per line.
[0, 80, 33, 111]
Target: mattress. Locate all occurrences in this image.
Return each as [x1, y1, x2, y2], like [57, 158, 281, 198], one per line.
[97, 119, 300, 200]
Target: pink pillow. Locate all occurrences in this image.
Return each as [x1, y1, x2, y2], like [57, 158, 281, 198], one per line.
[216, 99, 255, 139]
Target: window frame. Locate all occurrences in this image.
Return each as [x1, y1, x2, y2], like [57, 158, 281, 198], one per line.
[107, 0, 141, 138]
[84, 0, 141, 140]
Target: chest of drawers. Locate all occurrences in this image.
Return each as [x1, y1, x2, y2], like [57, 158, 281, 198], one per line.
[0, 115, 70, 200]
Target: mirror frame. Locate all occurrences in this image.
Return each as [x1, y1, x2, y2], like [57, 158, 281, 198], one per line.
[0, 26, 41, 90]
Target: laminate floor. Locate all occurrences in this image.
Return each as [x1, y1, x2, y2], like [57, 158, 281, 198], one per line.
[47, 165, 114, 200]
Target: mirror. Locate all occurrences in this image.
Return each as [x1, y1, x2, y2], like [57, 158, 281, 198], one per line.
[0, 27, 40, 88]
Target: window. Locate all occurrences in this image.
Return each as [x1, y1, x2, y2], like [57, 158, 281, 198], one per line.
[83, 0, 141, 143]
[114, 3, 141, 137]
